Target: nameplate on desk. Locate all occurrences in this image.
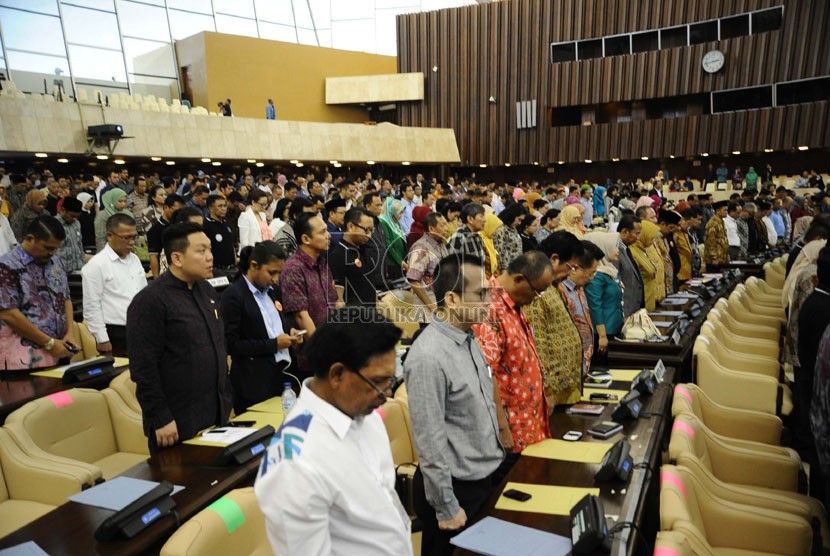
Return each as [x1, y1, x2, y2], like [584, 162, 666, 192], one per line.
[671, 329, 682, 344]
[207, 276, 230, 288]
[649, 310, 684, 317]
[654, 359, 667, 383]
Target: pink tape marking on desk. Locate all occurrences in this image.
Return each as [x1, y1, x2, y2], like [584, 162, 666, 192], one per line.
[660, 470, 688, 500]
[672, 420, 695, 438]
[46, 391, 73, 408]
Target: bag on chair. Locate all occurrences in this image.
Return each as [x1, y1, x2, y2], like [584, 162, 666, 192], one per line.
[621, 309, 661, 341]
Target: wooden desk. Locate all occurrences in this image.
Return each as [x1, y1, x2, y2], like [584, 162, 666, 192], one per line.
[0, 443, 260, 555]
[456, 368, 675, 556]
[0, 367, 125, 424]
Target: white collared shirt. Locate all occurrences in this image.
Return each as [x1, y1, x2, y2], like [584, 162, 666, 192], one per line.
[255, 380, 412, 556]
[81, 243, 147, 342]
[762, 215, 778, 247]
[242, 275, 290, 365]
[724, 215, 741, 247]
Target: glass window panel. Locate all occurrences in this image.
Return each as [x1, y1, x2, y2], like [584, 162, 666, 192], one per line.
[308, 0, 330, 27]
[550, 42, 576, 63]
[214, 0, 254, 18]
[6, 51, 69, 75]
[752, 7, 783, 34]
[375, 9, 401, 56]
[604, 35, 630, 56]
[292, 1, 314, 28]
[297, 27, 319, 47]
[119, 1, 169, 40]
[689, 20, 718, 45]
[258, 21, 297, 42]
[254, 0, 294, 24]
[776, 77, 830, 106]
[62, 0, 114, 10]
[121, 0, 164, 5]
[720, 14, 749, 40]
[660, 25, 687, 49]
[632, 30, 658, 53]
[168, 9, 215, 40]
[167, 0, 212, 15]
[0, 0, 57, 15]
[123, 37, 175, 77]
[63, 5, 121, 49]
[131, 76, 178, 102]
[68, 44, 127, 81]
[331, 0, 372, 21]
[711, 85, 772, 113]
[331, 19, 374, 52]
[316, 28, 331, 48]
[0, 8, 66, 55]
[215, 14, 257, 37]
[376, 0, 417, 8]
[577, 39, 602, 60]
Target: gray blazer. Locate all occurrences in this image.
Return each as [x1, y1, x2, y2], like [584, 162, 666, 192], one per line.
[614, 239, 645, 318]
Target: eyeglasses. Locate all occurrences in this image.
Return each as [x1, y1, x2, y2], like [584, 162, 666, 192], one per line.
[568, 264, 597, 278]
[111, 233, 137, 242]
[519, 273, 546, 299]
[354, 223, 374, 234]
[462, 285, 501, 302]
[256, 201, 269, 208]
[350, 369, 404, 401]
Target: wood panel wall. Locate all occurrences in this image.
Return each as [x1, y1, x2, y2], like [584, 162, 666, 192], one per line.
[397, 0, 830, 165]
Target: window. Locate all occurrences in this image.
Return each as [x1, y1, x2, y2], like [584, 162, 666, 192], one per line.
[776, 77, 830, 106]
[6, 50, 69, 75]
[577, 39, 602, 60]
[550, 42, 576, 63]
[660, 26, 687, 49]
[0, 8, 66, 55]
[119, 1, 169, 40]
[752, 7, 783, 34]
[632, 30, 658, 53]
[689, 20, 718, 44]
[720, 14, 749, 40]
[168, 9, 215, 40]
[258, 21, 297, 42]
[215, 14, 258, 37]
[254, 0, 295, 24]
[604, 35, 630, 56]
[68, 44, 126, 82]
[166, 0, 212, 15]
[214, 0, 254, 18]
[711, 85, 772, 113]
[62, 5, 121, 49]
[0, 0, 57, 15]
[123, 37, 176, 78]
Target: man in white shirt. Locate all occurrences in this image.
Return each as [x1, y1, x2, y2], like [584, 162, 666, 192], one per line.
[724, 202, 742, 260]
[759, 200, 779, 248]
[82, 213, 147, 356]
[255, 310, 413, 556]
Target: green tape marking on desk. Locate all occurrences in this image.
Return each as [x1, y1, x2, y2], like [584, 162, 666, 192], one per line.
[208, 497, 246, 534]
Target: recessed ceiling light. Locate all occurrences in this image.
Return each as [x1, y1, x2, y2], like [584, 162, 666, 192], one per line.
[731, 150, 741, 155]
[201, 157, 211, 163]
[295, 162, 304, 167]
[212, 161, 221, 166]
[151, 156, 162, 161]
[479, 164, 487, 168]
[329, 160, 338, 164]
[669, 155, 675, 159]
[612, 157, 620, 162]
[504, 163, 511, 167]
[641, 156, 649, 160]
[700, 152, 709, 157]
[764, 148, 774, 153]
[333, 163, 342, 168]
[255, 162, 264, 167]
[166, 160, 175, 165]
[558, 161, 565, 165]
[246, 159, 256, 163]
[289, 159, 299, 164]
[366, 160, 375, 165]
[114, 159, 125, 165]
[585, 159, 593, 163]
[798, 145, 809, 151]
[57, 158, 69, 163]
[96, 155, 108, 160]
[533, 162, 539, 166]
[402, 161, 410, 166]
[35, 152, 47, 158]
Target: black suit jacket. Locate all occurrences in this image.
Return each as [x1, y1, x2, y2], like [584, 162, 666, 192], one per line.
[220, 278, 290, 411]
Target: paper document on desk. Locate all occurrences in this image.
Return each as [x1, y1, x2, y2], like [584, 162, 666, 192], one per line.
[0, 542, 50, 556]
[197, 426, 259, 445]
[495, 482, 600, 515]
[69, 477, 184, 511]
[522, 439, 612, 463]
[450, 516, 571, 556]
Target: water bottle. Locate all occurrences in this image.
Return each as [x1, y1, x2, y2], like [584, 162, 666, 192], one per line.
[281, 382, 297, 413]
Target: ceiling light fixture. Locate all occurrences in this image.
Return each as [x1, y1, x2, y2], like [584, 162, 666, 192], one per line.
[35, 152, 47, 158]
[764, 148, 774, 153]
[114, 159, 125, 165]
[96, 155, 108, 160]
[612, 157, 620, 162]
[402, 161, 410, 166]
[166, 160, 175, 165]
[151, 156, 162, 161]
[557, 161, 565, 165]
[255, 162, 264, 167]
[289, 159, 299, 164]
[479, 164, 487, 168]
[504, 163, 511, 167]
[585, 159, 593, 163]
[212, 161, 221, 166]
[201, 158, 211, 163]
[641, 156, 649, 160]
[366, 160, 375, 165]
[247, 159, 256, 163]
[731, 150, 741, 155]
[798, 146, 809, 151]
[57, 158, 69, 163]
[700, 152, 709, 157]
[295, 162, 304, 167]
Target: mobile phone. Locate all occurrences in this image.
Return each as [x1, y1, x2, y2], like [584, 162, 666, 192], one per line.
[503, 489, 532, 502]
[227, 420, 256, 427]
[293, 330, 307, 336]
[563, 430, 583, 441]
[590, 393, 618, 401]
[65, 343, 81, 353]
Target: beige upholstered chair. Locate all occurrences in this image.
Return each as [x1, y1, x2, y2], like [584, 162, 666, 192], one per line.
[4, 388, 148, 481]
[160, 488, 271, 556]
[109, 371, 141, 415]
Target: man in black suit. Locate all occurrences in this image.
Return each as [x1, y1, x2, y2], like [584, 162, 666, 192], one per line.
[614, 214, 645, 318]
[220, 241, 304, 414]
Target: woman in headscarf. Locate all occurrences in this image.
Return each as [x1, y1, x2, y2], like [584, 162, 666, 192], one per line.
[11, 189, 47, 242]
[94, 188, 132, 251]
[584, 232, 623, 351]
[556, 204, 586, 239]
[379, 197, 407, 281]
[407, 206, 432, 249]
[629, 221, 666, 310]
[782, 239, 826, 378]
[593, 184, 607, 219]
[635, 195, 654, 211]
[565, 194, 580, 206]
[492, 202, 526, 271]
[76, 191, 97, 251]
[783, 238, 827, 310]
[479, 212, 501, 279]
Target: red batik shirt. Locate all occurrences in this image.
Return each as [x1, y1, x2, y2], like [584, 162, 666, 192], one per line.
[473, 276, 550, 452]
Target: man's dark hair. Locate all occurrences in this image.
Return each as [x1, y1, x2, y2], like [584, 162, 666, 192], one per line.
[165, 194, 185, 208]
[727, 202, 741, 214]
[290, 197, 316, 222]
[635, 206, 652, 219]
[338, 179, 355, 191]
[172, 206, 204, 224]
[804, 223, 830, 243]
[506, 250, 552, 279]
[539, 230, 584, 262]
[344, 207, 370, 228]
[10, 173, 27, 185]
[305, 309, 402, 379]
[817, 246, 830, 286]
[295, 213, 318, 242]
[283, 182, 299, 192]
[192, 185, 209, 196]
[618, 214, 642, 233]
[61, 197, 83, 213]
[432, 254, 484, 309]
[26, 214, 65, 241]
[148, 185, 165, 200]
[577, 240, 604, 267]
[423, 211, 444, 233]
[236, 240, 287, 282]
[206, 195, 226, 209]
[461, 202, 485, 226]
[106, 213, 136, 232]
[362, 192, 380, 209]
[162, 222, 203, 265]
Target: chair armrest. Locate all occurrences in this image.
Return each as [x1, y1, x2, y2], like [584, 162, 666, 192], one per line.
[700, 405, 782, 445]
[102, 389, 149, 456]
[2, 423, 103, 485]
[699, 435, 799, 491]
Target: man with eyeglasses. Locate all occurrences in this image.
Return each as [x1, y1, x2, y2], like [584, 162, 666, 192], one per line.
[405, 254, 505, 556]
[255, 309, 412, 556]
[329, 208, 377, 307]
[473, 251, 554, 472]
[82, 213, 147, 356]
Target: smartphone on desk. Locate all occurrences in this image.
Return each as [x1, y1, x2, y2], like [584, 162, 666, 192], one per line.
[503, 489, 532, 502]
[590, 393, 618, 401]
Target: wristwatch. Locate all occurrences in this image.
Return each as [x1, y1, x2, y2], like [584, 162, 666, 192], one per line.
[44, 338, 55, 351]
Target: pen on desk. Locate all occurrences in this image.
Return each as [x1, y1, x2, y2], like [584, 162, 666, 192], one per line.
[210, 480, 218, 487]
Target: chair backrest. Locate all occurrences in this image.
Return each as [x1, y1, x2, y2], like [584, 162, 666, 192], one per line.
[69, 321, 100, 363]
[378, 291, 421, 339]
[5, 388, 117, 465]
[660, 465, 709, 546]
[109, 371, 141, 415]
[654, 531, 699, 556]
[159, 487, 271, 556]
[380, 398, 417, 466]
[698, 323, 778, 376]
[668, 414, 712, 473]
